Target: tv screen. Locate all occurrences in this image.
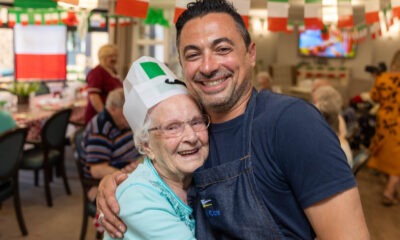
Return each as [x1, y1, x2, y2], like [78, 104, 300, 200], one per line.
[299, 29, 356, 58]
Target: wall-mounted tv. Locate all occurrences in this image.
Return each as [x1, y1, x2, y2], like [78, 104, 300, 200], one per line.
[299, 29, 356, 58]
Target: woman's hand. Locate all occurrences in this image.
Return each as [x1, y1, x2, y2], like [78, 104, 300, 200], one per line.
[96, 171, 128, 238]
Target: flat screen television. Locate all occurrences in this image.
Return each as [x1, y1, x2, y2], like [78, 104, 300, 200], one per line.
[299, 29, 356, 58]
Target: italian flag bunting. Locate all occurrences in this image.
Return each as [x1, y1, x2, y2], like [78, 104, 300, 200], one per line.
[8, 12, 16, 27]
[365, 1, 380, 25]
[52, 12, 59, 24]
[20, 13, 28, 26]
[392, 0, 400, 18]
[231, 0, 251, 29]
[15, 24, 67, 81]
[174, 0, 191, 23]
[44, 13, 52, 25]
[298, 22, 305, 32]
[0, 8, 7, 26]
[267, 0, 289, 32]
[286, 20, 294, 33]
[116, 0, 149, 19]
[370, 22, 381, 39]
[352, 24, 367, 43]
[34, 13, 42, 25]
[384, 5, 394, 30]
[304, 0, 323, 30]
[109, 16, 116, 28]
[337, 0, 353, 28]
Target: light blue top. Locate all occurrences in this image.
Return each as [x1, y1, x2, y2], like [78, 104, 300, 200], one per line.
[0, 110, 17, 135]
[104, 157, 195, 240]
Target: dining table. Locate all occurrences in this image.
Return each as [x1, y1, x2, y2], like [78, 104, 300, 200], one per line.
[12, 93, 87, 142]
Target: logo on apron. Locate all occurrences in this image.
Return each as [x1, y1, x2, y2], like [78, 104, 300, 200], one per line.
[201, 198, 221, 217]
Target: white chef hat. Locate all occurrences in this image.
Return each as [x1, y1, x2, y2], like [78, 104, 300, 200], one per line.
[123, 56, 188, 133]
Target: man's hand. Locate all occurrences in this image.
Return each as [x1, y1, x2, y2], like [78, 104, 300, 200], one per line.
[96, 171, 128, 238]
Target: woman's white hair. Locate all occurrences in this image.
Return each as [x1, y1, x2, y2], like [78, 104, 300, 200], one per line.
[313, 85, 343, 114]
[134, 116, 152, 154]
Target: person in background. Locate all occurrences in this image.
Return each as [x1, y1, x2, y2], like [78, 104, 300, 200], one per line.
[255, 71, 273, 91]
[103, 56, 209, 239]
[367, 50, 400, 206]
[97, 1, 369, 239]
[0, 101, 17, 134]
[84, 44, 122, 125]
[312, 78, 348, 142]
[82, 88, 141, 202]
[313, 85, 353, 166]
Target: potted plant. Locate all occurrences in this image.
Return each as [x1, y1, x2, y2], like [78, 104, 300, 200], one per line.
[8, 82, 40, 105]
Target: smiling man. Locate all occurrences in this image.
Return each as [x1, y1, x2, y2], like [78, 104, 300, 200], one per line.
[97, 1, 369, 239]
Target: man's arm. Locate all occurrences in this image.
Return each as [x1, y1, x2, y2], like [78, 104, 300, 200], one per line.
[304, 187, 370, 240]
[96, 171, 128, 238]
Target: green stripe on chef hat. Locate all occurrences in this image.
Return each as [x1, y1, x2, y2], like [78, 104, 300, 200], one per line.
[140, 61, 166, 79]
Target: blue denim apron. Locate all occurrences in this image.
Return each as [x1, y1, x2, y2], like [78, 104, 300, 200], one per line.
[188, 93, 284, 239]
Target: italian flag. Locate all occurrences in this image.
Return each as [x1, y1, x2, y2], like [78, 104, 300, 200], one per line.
[304, 0, 323, 30]
[365, 1, 380, 25]
[337, 0, 353, 28]
[0, 8, 6, 26]
[267, 0, 289, 32]
[116, 0, 149, 19]
[231, 0, 251, 29]
[392, 0, 400, 18]
[14, 25, 67, 81]
[174, 0, 191, 23]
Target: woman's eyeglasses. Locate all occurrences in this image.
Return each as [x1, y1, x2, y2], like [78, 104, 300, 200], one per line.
[148, 114, 210, 137]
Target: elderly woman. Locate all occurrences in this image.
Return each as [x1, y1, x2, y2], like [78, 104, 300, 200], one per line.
[103, 57, 209, 239]
[85, 44, 122, 125]
[312, 85, 353, 167]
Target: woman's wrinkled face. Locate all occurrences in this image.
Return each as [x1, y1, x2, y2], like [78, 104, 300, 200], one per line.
[144, 95, 209, 180]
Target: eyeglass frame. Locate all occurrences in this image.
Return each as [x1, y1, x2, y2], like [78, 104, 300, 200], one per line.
[148, 114, 211, 137]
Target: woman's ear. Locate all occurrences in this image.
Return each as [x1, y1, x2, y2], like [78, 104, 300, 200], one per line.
[143, 143, 155, 160]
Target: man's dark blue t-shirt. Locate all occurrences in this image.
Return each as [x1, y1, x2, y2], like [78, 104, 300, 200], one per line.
[204, 90, 356, 239]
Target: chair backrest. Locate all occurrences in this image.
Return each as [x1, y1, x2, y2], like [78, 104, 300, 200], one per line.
[41, 108, 72, 149]
[0, 128, 27, 181]
[73, 127, 99, 191]
[352, 149, 370, 176]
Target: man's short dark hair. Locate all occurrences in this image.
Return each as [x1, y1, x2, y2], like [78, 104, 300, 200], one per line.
[175, 0, 251, 50]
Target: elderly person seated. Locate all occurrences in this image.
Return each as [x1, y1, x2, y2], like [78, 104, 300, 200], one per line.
[255, 71, 273, 91]
[82, 88, 141, 202]
[312, 85, 353, 166]
[103, 57, 209, 239]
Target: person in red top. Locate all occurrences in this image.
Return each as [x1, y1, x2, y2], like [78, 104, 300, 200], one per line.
[85, 44, 123, 125]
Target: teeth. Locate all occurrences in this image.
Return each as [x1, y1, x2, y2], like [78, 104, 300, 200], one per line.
[179, 149, 198, 155]
[203, 79, 225, 86]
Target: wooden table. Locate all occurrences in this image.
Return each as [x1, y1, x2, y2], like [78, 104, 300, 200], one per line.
[12, 94, 86, 142]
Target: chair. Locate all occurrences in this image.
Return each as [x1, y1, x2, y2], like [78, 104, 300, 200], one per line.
[0, 127, 28, 236]
[72, 127, 101, 240]
[352, 149, 370, 176]
[20, 108, 72, 207]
